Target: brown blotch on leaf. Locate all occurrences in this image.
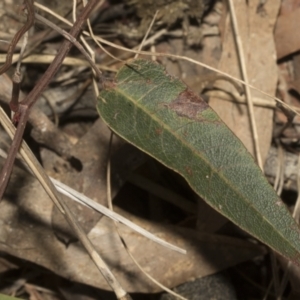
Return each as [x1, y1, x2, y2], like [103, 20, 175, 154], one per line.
[169, 88, 209, 120]
[155, 127, 163, 135]
[185, 166, 193, 176]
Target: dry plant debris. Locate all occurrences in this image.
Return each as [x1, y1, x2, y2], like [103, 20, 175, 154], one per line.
[121, 0, 213, 45]
[1, 0, 300, 299]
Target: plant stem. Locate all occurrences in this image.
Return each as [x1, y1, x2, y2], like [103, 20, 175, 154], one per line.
[0, 0, 98, 199]
[0, 0, 35, 75]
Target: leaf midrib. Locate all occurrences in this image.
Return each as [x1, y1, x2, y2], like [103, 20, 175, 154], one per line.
[111, 83, 292, 247]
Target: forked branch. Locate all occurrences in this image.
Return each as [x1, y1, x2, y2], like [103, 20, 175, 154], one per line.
[0, 1, 133, 298]
[0, 0, 98, 199]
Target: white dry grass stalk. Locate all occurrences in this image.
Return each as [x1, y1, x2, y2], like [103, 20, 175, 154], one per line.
[0, 108, 186, 298]
[0, 108, 186, 254]
[227, 0, 263, 169]
[3, 2, 297, 297]
[73, 0, 103, 97]
[51, 177, 186, 253]
[0, 54, 115, 71]
[134, 10, 159, 59]
[103, 19, 189, 299]
[105, 135, 188, 300]
[0, 106, 127, 299]
[205, 90, 276, 109]
[33, 1, 299, 117]
[273, 144, 285, 196]
[15, 30, 28, 73]
[127, 172, 196, 213]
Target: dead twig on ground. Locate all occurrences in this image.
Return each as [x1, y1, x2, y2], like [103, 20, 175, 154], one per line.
[0, 0, 34, 75]
[0, 1, 132, 298]
[0, 0, 95, 199]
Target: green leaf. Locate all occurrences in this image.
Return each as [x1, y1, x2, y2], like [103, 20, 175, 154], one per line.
[97, 59, 300, 264]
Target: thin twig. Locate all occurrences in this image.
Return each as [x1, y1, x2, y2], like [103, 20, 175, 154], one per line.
[106, 135, 188, 300]
[0, 105, 185, 300]
[34, 1, 299, 116]
[0, 112, 127, 297]
[10, 28, 30, 116]
[273, 143, 284, 195]
[270, 251, 280, 298]
[34, 12, 102, 80]
[16, 30, 29, 73]
[86, 2, 125, 64]
[227, 0, 263, 169]
[34, 1, 125, 63]
[0, 109, 186, 253]
[0, 1, 130, 298]
[134, 10, 158, 59]
[0, 104, 30, 199]
[0, 0, 34, 74]
[127, 173, 196, 213]
[0, 54, 115, 71]
[77, 0, 103, 96]
[20, 0, 98, 110]
[0, 0, 98, 199]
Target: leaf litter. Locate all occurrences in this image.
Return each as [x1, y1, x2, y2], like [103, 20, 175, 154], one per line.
[1, 0, 300, 299]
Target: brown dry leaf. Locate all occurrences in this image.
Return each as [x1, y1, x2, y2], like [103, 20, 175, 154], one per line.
[196, 199, 228, 233]
[209, 0, 280, 163]
[274, 6, 300, 59]
[276, 0, 300, 120]
[50, 119, 145, 244]
[154, 2, 222, 94]
[0, 160, 265, 293]
[0, 74, 75, 159]
[279, 0, 300, 13]
[50, 119, 116, 244]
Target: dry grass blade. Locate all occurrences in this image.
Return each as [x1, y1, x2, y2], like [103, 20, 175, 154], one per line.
[205, 91, 277, 108]
[127, 173, 196, 214]
[105, 136, 188, 300]
[98, 15, 189, 293]
[51, 177, 186, 254]
[0, 54, 115, 71]
[33, 1, 298, 117]
[228, 0, 263, 169]
[0, 107, 186, 253]
[0, 107, 128, 299]
[274, 144, 285, 196]
[134, 10, 159, 59]
[78, 0, 103, 96]
[34, 12, 102, 80]
[15, 30, 28, 74]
